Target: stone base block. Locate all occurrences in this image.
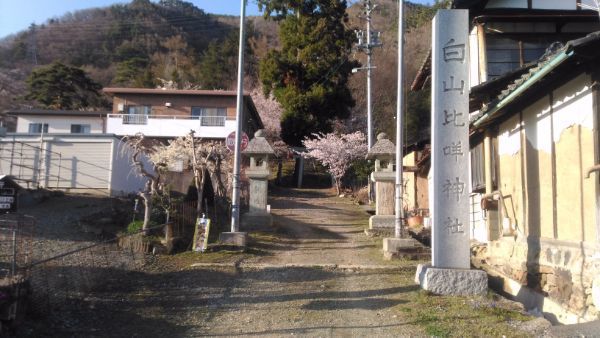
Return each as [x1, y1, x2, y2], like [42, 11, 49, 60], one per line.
[383, 238, 430, 260]
[218, 232, 247, 247]
[383, 238, 418, 252]
[369, 215, 395, 229]
[241, 212, 273, 231]
[415, 264, 488, 296]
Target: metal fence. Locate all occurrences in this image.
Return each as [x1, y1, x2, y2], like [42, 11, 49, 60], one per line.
[26, 235, 146, 322]
[0, 215, 35, 280]
[0, 140, 63, 189]
[0, 213, 160, 335]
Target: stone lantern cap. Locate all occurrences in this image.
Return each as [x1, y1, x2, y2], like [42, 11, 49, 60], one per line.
[243, 129, 275, 156]
[366, 133, 396, 160]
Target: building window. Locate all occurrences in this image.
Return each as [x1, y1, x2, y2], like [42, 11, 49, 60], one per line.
[122, 105, 150, 125]
[470, 139, 497, 193]
[71, 124, 91, 134]
[192, 107, 226, 127]
[126, 105, 151, 115]
[28, 123, 48, 134]
[486, 35, 571, 79]
[471, 142, 485, 192]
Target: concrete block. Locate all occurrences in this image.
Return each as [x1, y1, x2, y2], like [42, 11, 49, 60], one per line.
[219, 232, 247, 247]
[416, 264, 488, 296]
[383, 237, 419, 253]
[369, 215, 395, 229]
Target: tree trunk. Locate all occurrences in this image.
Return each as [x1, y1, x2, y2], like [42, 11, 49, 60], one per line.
[140, 191, 151, 235]
[335, 179, 341, 196]
[276, 158, 283, 185]
[196, 169, 206, 216]
[292, 157, 300, 183]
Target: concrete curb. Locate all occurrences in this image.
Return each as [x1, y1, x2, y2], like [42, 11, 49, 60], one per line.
[189, 262, 411, 271]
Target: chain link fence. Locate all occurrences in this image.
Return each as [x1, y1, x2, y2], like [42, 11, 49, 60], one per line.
[0, 213, 168, 335]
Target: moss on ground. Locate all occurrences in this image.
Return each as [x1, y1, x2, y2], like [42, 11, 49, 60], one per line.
[396, 277, 533, 337]
[149, 231, 283, 270]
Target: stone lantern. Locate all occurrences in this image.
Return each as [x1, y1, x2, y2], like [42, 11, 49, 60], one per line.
[367, 133, 396, 230]
[241, 129, 275, 229]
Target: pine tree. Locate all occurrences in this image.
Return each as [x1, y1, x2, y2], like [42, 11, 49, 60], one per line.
[25, 61, 105, 109]
[258, 0, 359, 146]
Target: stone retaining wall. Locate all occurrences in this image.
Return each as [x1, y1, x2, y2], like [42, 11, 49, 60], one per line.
[472, 237, 600, 323]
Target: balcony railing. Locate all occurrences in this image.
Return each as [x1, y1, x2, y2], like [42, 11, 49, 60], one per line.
[113, 114, 226, 127]
[199, 116, 226, 127]
[122, 114, 148, 125]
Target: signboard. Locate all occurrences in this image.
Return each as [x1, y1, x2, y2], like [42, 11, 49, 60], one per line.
[226, 131, 249, 152]
[192, 215, 211, 252]
[431, 10, 470, 269]
[0, 177, 19, 213]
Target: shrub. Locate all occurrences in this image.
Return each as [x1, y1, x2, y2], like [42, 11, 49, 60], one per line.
[126, 220, 144, 234]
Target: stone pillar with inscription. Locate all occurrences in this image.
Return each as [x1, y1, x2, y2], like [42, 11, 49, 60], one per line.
[241, 130, 275, 230]
[415, 9, 488, 296]
[367, 133, 397, 230]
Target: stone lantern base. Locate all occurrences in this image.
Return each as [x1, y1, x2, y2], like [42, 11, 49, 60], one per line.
[369, 215, 396, 229]
[219, 232, 248, 247]
[241, 212, 273, 231]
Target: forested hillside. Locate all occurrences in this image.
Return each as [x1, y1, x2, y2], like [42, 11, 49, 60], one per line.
[0, 0, 442, 143]
[347, 0, 447, 144]
[0, 0, 278, 112]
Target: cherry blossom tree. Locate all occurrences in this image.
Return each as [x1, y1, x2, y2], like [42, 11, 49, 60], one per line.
[249, 86, 289, 183]
[152, 131, 232, 215]
[122, 133, 164, 234]
[303, 131, 368, 195]
[123, 132, 232, 233]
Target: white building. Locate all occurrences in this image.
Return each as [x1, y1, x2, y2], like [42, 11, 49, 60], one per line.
[7, 109, 109, 134]
[0, 133, 149, 196]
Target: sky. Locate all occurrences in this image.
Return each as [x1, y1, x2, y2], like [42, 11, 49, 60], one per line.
[0, 0, 433, 39]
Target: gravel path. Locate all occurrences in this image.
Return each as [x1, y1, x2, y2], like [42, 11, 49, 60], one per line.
[244, 188, 396, 267]
[188, 188, 423, 337]
[19, 188, 427, 337]
[16, 188, 546, 337]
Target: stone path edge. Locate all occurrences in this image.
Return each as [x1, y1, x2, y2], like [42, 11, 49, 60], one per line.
[189, 262, 415, 272]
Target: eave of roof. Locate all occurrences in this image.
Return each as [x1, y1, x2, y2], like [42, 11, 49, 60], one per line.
[471, 31, 600, 129]
[469, 63, 534, 111]
[103, 87, 247, 96]
[452, 0, 488, 10]
[4, 109, 110, 117]
[411, 50, 431, 92]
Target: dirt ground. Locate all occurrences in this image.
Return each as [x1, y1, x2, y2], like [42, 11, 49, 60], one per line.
[17, 187, 545, 337]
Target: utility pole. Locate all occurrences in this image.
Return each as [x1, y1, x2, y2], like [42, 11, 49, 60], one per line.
[395, 0, 406, 239]
[230, 0, 247, 233]
[354, 0, 382, 149]
[27, 24, 38, 66]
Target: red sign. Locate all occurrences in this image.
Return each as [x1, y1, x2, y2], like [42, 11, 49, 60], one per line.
[226, 131, 249, 152]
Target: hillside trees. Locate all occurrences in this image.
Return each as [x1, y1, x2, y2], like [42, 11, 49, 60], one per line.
[347, 0, 448, 145]
[258, 0, 359, 147]
[25, 61, 106, 109]
[151, 35, 197, 88]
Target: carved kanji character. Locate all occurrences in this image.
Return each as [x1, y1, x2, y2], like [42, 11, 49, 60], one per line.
[443, 39, 466, 63]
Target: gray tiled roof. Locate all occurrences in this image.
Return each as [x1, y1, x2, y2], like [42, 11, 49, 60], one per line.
[243, 130, 274, 156]
[367, 133, 396, 159]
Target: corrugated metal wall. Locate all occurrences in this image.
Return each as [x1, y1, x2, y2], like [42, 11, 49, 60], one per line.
[0, 139, 112, 190]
